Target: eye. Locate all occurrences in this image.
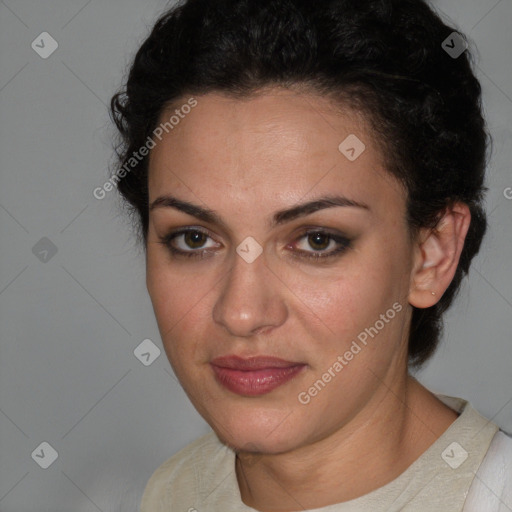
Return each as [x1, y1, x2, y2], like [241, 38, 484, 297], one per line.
[288, 230, 351, 259]
[158, 228, 220, 258]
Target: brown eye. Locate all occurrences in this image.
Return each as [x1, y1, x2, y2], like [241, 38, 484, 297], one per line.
[183, 231, 208, 249]
[290, 229, 352, 260]
[307, 232, 331, 251]
[158, 228, 220, 258]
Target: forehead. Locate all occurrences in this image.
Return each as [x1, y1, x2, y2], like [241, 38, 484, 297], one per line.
[147, 88, 404, 217]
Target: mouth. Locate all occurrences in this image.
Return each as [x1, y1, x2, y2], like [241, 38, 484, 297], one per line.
[210, 355, 307, 396]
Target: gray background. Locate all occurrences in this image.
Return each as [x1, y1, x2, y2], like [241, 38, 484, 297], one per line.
[0, 0, 511, 510]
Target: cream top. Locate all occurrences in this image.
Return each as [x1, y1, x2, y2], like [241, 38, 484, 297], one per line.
[140, 394, 501, 511]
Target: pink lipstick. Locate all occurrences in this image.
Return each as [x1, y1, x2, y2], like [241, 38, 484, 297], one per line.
[210, 355, 306, 396]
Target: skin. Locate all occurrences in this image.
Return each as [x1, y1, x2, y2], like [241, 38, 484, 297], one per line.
[145, 87, 470, 511]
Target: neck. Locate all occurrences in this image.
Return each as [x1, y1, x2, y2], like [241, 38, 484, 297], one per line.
[235, 374, 458, 512]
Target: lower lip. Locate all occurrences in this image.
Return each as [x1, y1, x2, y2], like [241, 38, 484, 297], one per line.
[210, 364, 306, 396]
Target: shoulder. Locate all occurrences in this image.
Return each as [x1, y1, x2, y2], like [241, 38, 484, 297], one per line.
[140, 431, 228, 512]
[464, 430, 512, 511]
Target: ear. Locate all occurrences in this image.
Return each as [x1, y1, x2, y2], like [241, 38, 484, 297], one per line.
[409, 203, 471, 308]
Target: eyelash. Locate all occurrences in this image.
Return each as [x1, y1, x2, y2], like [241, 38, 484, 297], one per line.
[158, 227, 352, 261]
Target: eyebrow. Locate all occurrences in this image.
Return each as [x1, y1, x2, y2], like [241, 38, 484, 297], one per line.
[149, 194, 370, 228]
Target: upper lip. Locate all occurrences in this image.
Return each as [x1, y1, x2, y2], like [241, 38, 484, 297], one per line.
[210, 355, 304, 370]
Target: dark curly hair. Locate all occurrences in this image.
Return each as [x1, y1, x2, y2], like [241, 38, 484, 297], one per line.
[109, 0, 489, 369]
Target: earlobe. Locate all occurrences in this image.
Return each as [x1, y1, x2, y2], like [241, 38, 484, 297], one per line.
[409, 203, 471, 309]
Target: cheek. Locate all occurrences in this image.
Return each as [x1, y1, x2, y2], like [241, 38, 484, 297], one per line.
[290, 272, 407, 415]
[290, 257, 401, 334]
[146, 254, 215, 361]
[284, 248, 408, 371]
[146, 242, 217, 315]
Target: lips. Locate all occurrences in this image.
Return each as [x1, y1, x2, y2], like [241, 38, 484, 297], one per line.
[211, 355, 303, 370]
[210, 355, 306, 396]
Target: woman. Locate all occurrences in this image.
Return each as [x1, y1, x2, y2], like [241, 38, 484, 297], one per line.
[110, 0, 512, 510]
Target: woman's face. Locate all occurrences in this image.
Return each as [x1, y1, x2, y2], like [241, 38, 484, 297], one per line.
[146, 88, 417, 453]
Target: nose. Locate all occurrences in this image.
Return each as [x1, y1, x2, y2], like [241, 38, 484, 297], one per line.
[212, 251, 288, 337]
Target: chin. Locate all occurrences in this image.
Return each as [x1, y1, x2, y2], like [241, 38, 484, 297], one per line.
[207, 407, 305, 455]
